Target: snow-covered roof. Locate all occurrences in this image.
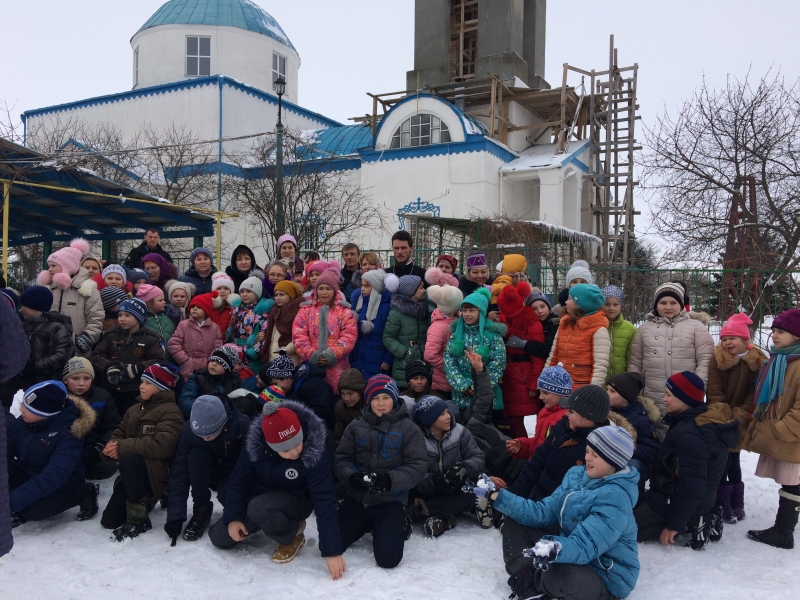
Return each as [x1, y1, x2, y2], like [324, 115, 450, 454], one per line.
[499, 139, 590, 174]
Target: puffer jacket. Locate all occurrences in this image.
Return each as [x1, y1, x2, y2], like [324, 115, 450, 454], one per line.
[179, 265, 218, 295]
[145, 311, 176, 345]
[743, 353, 800, 463]
[91, 325, 166, 393]
[177, 368, 243, 419]
[516, 405, 568, 460]
[611, 396, 662, 469]
[545, 312, 610, 390]
[291, 362, 337, 431]
[293, 299, 357, 394]
[110, 390, 183, 498]
[227, 296, 274, 372]
[69, 387, 121, 456]
[607, 315, 637, 379]
[424, 308, 457, 392]
[708, 344, 767, 447]
[6, 396, 95, 514]
[500, 304, 546, 418]
[349, 288, 393, 380]
[335, 400, 427, 507]
[19, 311, 74, 387]
[495, 465, 640, 599]
[416, 420, 484, 495]
[167, 318, 223, 381]
[383, 294, 431, 387]
[444, 319, 507, 410]
[224, 400, 343, 557]
[40, 267, 104, 346]
[628, 310, 715, 411]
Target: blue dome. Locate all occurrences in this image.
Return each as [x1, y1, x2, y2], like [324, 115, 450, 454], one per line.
[137, 0, 295, 50]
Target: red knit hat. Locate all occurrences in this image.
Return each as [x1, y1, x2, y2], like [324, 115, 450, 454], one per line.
[189, 291, 218, 317]
[141, 363, 181, 391]
[665, 371, 705, 407]
[497, 281, 531, 319]
[261, 401, 303, 452]
[435, 254, 458, 272]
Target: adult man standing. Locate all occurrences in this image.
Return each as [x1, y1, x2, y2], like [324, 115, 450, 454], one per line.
[123, 229, 173, 270]
[340, 243, 360, 291]
[386, 231, 426, 279]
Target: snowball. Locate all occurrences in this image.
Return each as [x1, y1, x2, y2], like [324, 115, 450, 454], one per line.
[477, 479, 489, 489]
[534, 540, 556, 557]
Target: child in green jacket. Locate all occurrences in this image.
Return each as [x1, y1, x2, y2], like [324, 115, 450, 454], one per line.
[601, 286, 637, 379]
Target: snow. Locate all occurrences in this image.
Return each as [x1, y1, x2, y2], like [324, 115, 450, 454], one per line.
[532, 539, 556, 557]
[499, 139, 590, 172]
[513, 219, 603, 245]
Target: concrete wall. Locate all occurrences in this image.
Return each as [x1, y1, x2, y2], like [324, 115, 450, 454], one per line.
[522, 0, 547, 88]
[476, 0, 528, 83]
[406, 0, 451, 90]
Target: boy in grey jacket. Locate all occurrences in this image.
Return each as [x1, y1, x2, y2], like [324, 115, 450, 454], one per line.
[334, 374, 427, 568]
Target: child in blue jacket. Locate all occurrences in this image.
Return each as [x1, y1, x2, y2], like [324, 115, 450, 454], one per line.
[489, 425, 640, 600]
[349, 269, 393, 380]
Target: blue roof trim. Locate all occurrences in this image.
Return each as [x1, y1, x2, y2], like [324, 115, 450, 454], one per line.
[564, 155, 590, 173]
[21, 75, 342, 129]
[137, 0, 295, 50]
[360, 137, 516, 164]
[375, 94, 473, 143]
[298, 124, 374, 160]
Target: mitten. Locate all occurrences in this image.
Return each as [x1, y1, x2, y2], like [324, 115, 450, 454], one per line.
[75, 332, 94, 353]
[120, 363, 143, 382]
[470, 473, 497, 499]
[369, 472, 392, 493]
[348, 471, 372, 491]
[164, 520, 183, 542]
[523, 539, 562, 571]
[444, 462, 468, 492]
[106, 366, 122, 386]
[430, 473, 448, 492]
[505, 336, 527, 349]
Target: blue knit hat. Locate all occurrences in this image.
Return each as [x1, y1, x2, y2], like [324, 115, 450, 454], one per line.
[526, 290, 551, 309]
[23, 380, 67, 417]
[191, 395, 228, 438]
[396, 274, 422, 298]
[364, 374, 399, 407]
[118, 297, 148, 324]
[190, 247, 213, 265]
[128, 268, 150, 284]
[414, 395, 448, 429]
[601, 285, 625, 305]
[537, 363, 573, 396]
[587, 425, 634, 472]
[100, 286, 129, 310]
[20, 285, 54, 313]
[569, 283, 605, 316]
[450, 287, 493, 361]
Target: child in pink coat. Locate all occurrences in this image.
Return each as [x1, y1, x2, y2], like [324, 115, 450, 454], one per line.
[424, 269, 463, 397]
[292, 261, 357, 394]
[167, 292, 223, 380]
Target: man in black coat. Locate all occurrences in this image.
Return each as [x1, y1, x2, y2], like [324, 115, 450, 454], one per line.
[386, 231, 426, 280]
[123, 228, 173, 270]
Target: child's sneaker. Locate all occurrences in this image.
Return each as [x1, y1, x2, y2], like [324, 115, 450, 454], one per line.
[272, 521, 306, 564]
[423, 515, 456, 538]
[474, 495, 494, 529]
[76, 483, 100, 521]
[182, 503, 213, 541]
[687, 514, 710, 550]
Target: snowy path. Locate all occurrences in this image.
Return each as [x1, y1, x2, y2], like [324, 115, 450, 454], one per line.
[1, 451, 795, 599]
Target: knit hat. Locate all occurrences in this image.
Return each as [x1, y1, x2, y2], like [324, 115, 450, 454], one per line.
[136, 284, 164, 303]
[1, 288, 19, 310]
[462, 286, 491, 316]
[560, 385, 610, 423]
[189, 292, 217, 317]
[37, 238, 90, 289]
[211, 272, 235, 293]
[101, 264, 127, 283]
[537, 363, 573, 396]
[276, 234, 298, 254]
[450, 287, 493, 361]
[261, 401, 303, 452]
[435, 254, 458, 272]
[22, 380, 67, 417]
[268, 353, 297, 379]
[404, 359, 432, 383]
[392, 274, 422, 298]
[565, 260, 593, 285]
[587, 425, 635, 472]
[466, 252, 487, 270]
[118, 298, 148, 324]
[209, 346, 238, 373]
[190, 395, 228, 438]
[63, 357, 95, 381]
[20, 286, 53, 312]
[190, 247, 213, 265]
[315, 260, 341, 294]
[260, 384, 287, 404]
[165, 280, 196, 302]
[425, 267, 459, 288]
[607, 372, 644, 405]
[601, 285, 625, 305]
[128, 268, 150, 285]
[274, 280, 302, 299]
[719, 312, 753, 340]
[306, 260, 330, 276]
[653, 281, 686, 311]
[497, 281, 531, 318]
[772, 308, 800, 339]
[427, 284, 463, 316]
[414, 395, 448, 429]
[569, 283, 605, 316]
[526, 290, 551, 309]
[501, 254, 527, 274]
[364, 374, 399, 407]
[141, 363, 181, 391]
[239, 273, 263, 299]
[361, 269, 387, 293]
[338, 368, 366, 394]
[100, 286, 129, 310]
[666, 371, 705, 407]
[557, 288, 570, 307]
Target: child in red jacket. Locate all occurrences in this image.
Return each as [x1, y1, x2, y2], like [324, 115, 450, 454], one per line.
[506, 364, 572, 460]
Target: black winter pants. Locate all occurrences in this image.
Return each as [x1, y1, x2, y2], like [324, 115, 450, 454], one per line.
[187, 446, 227, 508]
[338, 497, 405, 569]
[415, 490, 474, 520]
[100, 454, 152, 529]
[723, 451, 742, 484]
[7, 463, 84, 521]
[502, 517, 614, 600]
[83, 449, 118, 481]
[209, 490, 313, 549]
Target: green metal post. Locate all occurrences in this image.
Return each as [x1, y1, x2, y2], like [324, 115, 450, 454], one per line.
[193, 237, 203, 249]
[101, 239, 112, 262]
[42, 240, 52, 270]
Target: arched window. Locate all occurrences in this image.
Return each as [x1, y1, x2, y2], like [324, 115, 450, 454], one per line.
[390, 114, 451, 149]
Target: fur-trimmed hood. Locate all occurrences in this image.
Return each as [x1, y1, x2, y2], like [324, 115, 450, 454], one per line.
[390, 293, 429, 319]
[608, 411, 637, 443]
[689, 310, 712, 325]
[245, 399, 327, 470]
[713, 343, 768, 372]
[638, 395, 664, 425]
[65, 395, 98, 439]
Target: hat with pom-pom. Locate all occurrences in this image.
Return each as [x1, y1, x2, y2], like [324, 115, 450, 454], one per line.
[449, 287, 494, 361]
[315, 260, 342, 294]
[462, 286, 491, 316]
[306, 260, 330, 276]
[425, 266, 458, 288]
[136, 284, 164, 303]
[38, 237, 90, 289]
[260, 384, 287, 404]
[190, 395, 228, 438]
[435, 254, 458, 272]
[719, 312, 753, 340]
[566, 259, 593, 285]
[569, 283, 606, 316]
[361, 269, 387, 293]
[427, 284, 463, 316]
[537, 363, 573, 396]
[394, 274, 422, 298]
[501, 254, 527, 274]
[261, 401, 303, 452]
[497, 281, 531, 319]
[188, 291, 218, 317]
[211, 272, 235, 293]
[414, 395, 448, 429]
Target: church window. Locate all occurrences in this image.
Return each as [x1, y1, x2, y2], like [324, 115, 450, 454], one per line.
[390, 115, 451, 149]
[133, 47, 139, 88]
[186, 36, 211, 77]
[272, 52, 286, 84]
[296, 213, 325, 251]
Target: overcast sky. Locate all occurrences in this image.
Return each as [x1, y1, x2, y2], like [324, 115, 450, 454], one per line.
[3, 0, 799, 233]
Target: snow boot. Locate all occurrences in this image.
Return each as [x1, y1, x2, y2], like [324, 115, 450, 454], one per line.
[158, 492, 168, 510]
[714, 482, 736, 524]
[272, 521, 306, 564]
[423, 515, 457, 538]
[405, 497, 428, 523]
[403, 512, 413, 540]
[111, 501, 152, 542]
[10, 513, 25, 528]
[687, 514, 710, 550]
[76, 483, 100, 521]
[507, 565, 541, 600]
[182, 503, 213, 541]
[731, 481, 746, 521]
[474, 495, 494, 529]
[708, 506, 724, 543]
[747, 489, 800, 550]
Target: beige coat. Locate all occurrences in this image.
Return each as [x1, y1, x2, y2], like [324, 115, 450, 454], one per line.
[45, 267, 104, 345]
[628, 310, 714, 412]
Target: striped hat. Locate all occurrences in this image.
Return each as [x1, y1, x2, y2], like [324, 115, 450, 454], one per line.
[261, 401, 303, 452]
[364, 374, 399, 407]
[209, 346, 238, 373]
[141, 363, 181, 392]
[22, 380, 67, 417]
[260, 385, 287, 404]
[587, 425, 634, 472]
[666, 371, 705, 407]
[100, 286, 129, 310]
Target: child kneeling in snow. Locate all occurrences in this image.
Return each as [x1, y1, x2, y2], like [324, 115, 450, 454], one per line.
[489, 425, 639, 600]
[209, 401, 346, 580]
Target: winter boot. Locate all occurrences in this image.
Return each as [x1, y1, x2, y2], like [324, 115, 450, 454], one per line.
[708, 506, 724, 543]
[182, 503, 214, 541]
[474, 495, 494, 529]
[403, 512, 413, 541]
[158, 492, 168, 510]
[272, 521, 306, 564]
[687, 514, 710, 550]
[747, 489, 800, 550]
[10, 513, 25, 528]
[507, 565, 541, 600]
[405, 497, 428, 523]
[423, 515, 457, 538]
[730, 481, 746, 521]
[111, 501, 152, 542]
[76, 483, 100, 521]
[714, 483, 736, 524]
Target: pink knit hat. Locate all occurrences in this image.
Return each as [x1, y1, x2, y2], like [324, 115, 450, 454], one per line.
[315, 260, 341, 294]
[425, 266, 459, 288]
[719, 312, 752, 340]
[306, 260, 330, 276]
[136, 284, 165, 303]
[37, 238, 90, 290]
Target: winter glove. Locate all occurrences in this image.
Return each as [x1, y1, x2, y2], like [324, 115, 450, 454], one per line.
[368, 472, 392, 493]
[120, 363, 144, 382]
[75, 332, 94, 353]
[430, 473, 448, 492]
[444, 462, 469, 492]
[523, 539, 562, 571]
[467, 473, 497, 499]
[164, 520, 183, 543]
[505, 335, 527, 350]
[106, 366, 122, 386]
[348, 472, 372, 491]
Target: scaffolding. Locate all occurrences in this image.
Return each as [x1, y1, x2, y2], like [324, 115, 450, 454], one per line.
[449, 0, 479, 82]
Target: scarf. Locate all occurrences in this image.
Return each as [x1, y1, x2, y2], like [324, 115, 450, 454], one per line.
[356, 290, 382, 334]
[269, 296, 302, 347]
[753, 342, 800, 419]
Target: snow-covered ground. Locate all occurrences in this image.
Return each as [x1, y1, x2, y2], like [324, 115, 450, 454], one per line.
[1, 450, 795, 599]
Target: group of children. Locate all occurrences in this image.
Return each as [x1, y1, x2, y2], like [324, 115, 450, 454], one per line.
[3, 235, 800, 600]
